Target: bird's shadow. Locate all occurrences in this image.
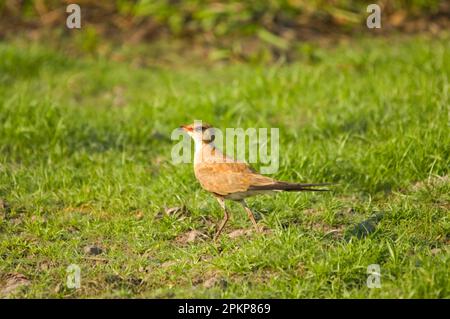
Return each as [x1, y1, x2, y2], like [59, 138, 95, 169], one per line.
[343, 212, 385, 240]
[249, 202, 386, 240]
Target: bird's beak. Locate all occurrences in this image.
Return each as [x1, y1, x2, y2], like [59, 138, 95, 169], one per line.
[180, 125, 193, 132]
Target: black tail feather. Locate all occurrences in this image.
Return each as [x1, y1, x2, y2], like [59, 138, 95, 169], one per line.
[249, 182, 333, 192]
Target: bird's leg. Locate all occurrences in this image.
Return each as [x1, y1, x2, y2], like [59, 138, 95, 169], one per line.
[239, 200, 262, 232]
[213, 197, 229, 241]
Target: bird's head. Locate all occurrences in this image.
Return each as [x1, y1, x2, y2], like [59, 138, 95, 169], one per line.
[180, 122, 215, 144]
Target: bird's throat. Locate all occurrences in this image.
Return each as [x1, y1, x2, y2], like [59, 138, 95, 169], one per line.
[194, 141, 220, 165]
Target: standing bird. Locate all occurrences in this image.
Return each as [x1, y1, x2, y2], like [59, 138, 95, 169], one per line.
[180, 122, 331, 241]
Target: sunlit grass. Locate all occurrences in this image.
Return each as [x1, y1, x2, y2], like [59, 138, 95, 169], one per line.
[0, 34, 449, 298]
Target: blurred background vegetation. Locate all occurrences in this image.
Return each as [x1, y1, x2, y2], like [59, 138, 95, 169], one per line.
[0, 0, 448, 63]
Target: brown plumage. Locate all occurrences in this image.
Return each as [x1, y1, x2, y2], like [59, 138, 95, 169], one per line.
[180, 122, 331, 240]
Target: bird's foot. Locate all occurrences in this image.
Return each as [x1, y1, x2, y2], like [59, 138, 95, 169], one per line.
[254, 224, 271, 234]
[254, 225, 263, 233]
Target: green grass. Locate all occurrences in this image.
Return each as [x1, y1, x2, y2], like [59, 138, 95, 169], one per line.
[0, 34, 449, 298]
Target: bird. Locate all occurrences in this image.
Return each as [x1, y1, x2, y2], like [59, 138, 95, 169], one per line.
[180, 122, 331, 241]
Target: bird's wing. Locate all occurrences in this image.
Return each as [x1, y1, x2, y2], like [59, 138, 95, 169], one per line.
[194, 162, 276, 196]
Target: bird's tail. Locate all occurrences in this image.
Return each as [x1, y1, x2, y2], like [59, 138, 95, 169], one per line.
[249, 182, 332, 192]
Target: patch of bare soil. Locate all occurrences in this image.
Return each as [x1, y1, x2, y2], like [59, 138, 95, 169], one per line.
[161, 260, 177, 268]
[104, 274, 144, 293]
[83, 245, 104, 256]
[228, 226, 272, 239]
[0, 273, 30, 297]
[202, 274, 227, 289]
[411, 175, 449, 192]
[62, 205, 93, 215]
[175, 230, 208, 244]
[193, 271, 227, 289]
[156, 206, 191, 220]
[228, 228, 253, 239]
[134, 210, 145, 220]
[0, 199, 11, 219]
[302, 208, 324, 215]
[408, 175, 450, 210]
[307, 221, 345, 239]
